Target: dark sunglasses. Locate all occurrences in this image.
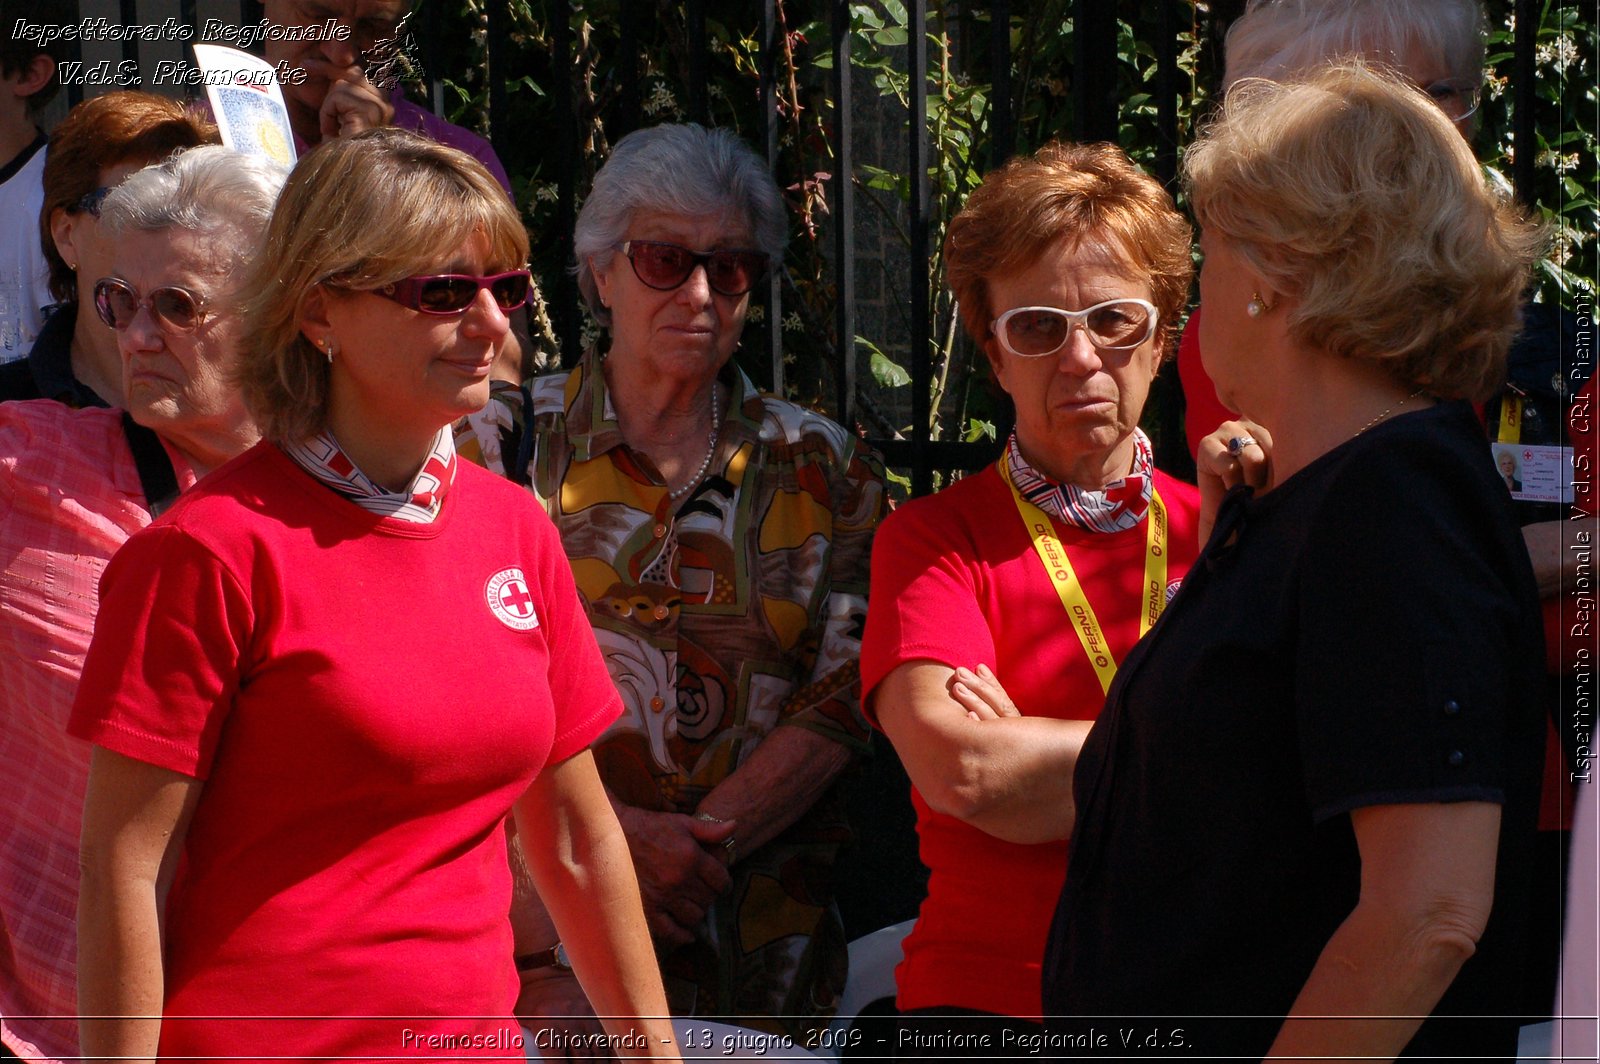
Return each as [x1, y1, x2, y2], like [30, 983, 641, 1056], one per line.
[617, 240, 768, 297]
[370, 270, 532, 315]
[75, 186, 113, 218]
[93, 277, 208, 332]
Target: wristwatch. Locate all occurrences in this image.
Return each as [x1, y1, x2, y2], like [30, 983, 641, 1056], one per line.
[515, 941, 573, 972]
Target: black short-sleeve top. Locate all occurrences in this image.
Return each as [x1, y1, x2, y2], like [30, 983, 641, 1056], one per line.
[1044, 401, 1547, 1060]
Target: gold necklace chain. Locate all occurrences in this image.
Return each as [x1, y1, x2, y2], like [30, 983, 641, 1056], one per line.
[1354, 386, 1428, 437]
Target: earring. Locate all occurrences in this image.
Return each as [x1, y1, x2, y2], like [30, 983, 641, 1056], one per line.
[1246, 292, 1272, 318]
[320, 338, 336, 364]
[67, 261, 78, 271]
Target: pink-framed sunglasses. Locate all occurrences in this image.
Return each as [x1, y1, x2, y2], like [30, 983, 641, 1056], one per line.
[370, 270, 532, 315]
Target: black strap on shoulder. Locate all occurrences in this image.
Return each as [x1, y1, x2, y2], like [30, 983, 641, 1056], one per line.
[505, 382, 536, 485]
[120, 411, 181, 517]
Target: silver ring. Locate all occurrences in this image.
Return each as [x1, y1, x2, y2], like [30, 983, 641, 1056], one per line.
[1226, 435, 1257, 456]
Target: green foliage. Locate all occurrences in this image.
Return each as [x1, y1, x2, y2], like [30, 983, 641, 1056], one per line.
[419, 0, 1596, 470]
[863, 340, 911, 389]
[1478, 0, 1598, 304]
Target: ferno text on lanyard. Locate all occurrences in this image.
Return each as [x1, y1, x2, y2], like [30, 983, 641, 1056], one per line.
[1000, 461, 1168, 696]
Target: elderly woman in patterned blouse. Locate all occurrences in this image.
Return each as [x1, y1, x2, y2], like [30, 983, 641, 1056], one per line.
[461, 122, 887, 1040]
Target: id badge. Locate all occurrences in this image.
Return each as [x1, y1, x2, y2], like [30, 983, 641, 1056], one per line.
[1491, 442, 1574, 503]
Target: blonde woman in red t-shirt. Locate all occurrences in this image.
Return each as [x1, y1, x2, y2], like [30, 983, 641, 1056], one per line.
[72, 130, 679, 1063]
[858, 142, 1203, 1051]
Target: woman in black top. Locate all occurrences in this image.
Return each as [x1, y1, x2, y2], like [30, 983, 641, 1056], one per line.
[1032, 63, 1547, 1061]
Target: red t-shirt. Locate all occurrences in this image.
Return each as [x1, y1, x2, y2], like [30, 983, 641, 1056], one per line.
[859, 464, 1201, 1019]
[1177, 308, 1235, 460]
[69, 442, 620, 1058]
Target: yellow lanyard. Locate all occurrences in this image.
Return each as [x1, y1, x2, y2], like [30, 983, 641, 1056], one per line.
[1497, 395, 1524, 444]
[1000, 461, 1168, 696]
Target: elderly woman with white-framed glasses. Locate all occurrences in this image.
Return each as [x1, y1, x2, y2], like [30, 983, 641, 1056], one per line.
[460, 121, 886, 1042]
[856, 140, 1203, 1050]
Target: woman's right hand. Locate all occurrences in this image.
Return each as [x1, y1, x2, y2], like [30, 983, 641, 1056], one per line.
[611, 804, 735, 948]
[1195, 418, 1274, 544]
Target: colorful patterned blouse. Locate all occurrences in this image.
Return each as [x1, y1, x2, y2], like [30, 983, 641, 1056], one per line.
[459, 349, 887, 1033]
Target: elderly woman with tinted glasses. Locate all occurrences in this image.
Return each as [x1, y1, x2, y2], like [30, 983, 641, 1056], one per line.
[1044, 64, 1546, 1061]
[855, 142, 1202, 1050]
[0, 143, 280, 1064]
[71, 129, 676, 1061]
[460, 122, 886, 1040]
[0, 90, 214, 407]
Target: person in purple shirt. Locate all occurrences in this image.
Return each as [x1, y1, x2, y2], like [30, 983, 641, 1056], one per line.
[252, 1, 529, 376]
[260, 0, 512, 194]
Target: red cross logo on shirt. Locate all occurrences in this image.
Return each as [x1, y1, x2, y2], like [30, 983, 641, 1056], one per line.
[485, 567, 540, 631]
[500, 580, 535, 618]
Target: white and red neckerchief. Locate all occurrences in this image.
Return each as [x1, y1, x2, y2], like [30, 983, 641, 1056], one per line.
[1003, 428, 1154, 534]
[284, 426, 456, 524]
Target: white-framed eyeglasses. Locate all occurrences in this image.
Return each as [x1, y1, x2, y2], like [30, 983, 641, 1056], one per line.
[1422, 77, 1483, 123]
[990, 299, 1158, 358]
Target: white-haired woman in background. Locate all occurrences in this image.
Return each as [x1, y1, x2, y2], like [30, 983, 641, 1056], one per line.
[462, 122, 886, 1041]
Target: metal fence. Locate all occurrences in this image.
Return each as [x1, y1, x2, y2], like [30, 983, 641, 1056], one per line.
[55, 0, 1547, 493]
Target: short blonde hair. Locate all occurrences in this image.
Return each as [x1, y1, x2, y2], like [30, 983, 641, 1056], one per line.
[944, 141, 1193, 357]
[1183, 62, 1542, 401]
[238, 128, 529, 443]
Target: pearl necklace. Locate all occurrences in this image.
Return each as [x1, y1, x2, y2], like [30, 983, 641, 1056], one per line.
[1353, 386, 1428, 438]
[668, 381, 722, 501]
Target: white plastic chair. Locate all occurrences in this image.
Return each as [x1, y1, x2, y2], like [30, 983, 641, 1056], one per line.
[815, 918, 915, 1059]
[521, 920, 914, 1061]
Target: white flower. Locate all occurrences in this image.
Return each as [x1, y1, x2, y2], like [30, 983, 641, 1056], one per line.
[643, 82, 680, 116]
[1536, 35, 1579, 74]
[1537, 150, 1581, 174]
[1550, 227, 1576, 267]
